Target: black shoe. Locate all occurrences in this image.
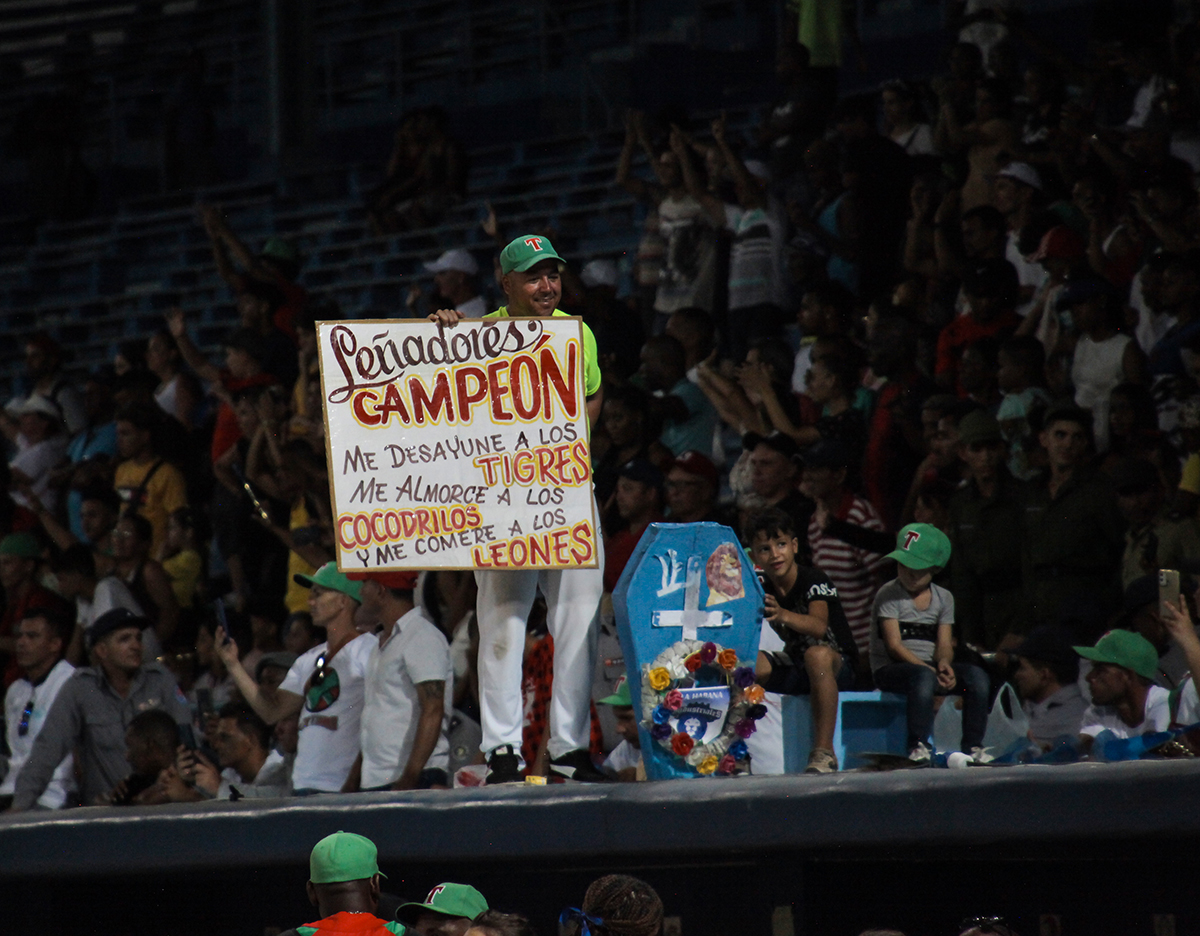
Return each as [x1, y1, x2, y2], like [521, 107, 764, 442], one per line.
[549, 749, 611, 783]
[485, 745, 523, 784]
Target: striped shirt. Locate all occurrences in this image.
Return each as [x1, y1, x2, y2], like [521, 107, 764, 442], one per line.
[807, 492, 889, 651]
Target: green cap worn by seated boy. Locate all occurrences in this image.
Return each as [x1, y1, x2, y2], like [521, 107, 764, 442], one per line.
[886, 523, 952, 570]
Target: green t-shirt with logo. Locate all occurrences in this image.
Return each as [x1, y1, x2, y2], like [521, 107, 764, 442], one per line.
[484, 307, 601, 397]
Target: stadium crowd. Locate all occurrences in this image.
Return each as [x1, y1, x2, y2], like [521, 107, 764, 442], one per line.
[5, 3, 1200, 807]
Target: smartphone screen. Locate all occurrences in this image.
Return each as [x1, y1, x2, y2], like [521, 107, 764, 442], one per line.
[178, 723, 198, 751]
[1159, 569, 1181, 619]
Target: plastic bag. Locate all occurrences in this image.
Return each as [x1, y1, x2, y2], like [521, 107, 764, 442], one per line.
[932, 681, 1030, 754]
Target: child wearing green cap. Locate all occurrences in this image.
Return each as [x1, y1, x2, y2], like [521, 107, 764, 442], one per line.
[869, 523, 990, 762]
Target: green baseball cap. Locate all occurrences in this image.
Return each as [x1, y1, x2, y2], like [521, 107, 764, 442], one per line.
[294, 562, 363, 603]
[599, 675, 632, 707]
[885, 523, 951, 570]
[260, 236, 298, 266]
[1074, 629, 1159, 682]
[309, 831, 385, 884]
[500, 234, 565, 275]
[396, 883, 489, 924]
[0, 532, 41, 559]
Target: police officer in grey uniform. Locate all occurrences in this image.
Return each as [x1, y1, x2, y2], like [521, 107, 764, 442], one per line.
[10, 608, 190, 810]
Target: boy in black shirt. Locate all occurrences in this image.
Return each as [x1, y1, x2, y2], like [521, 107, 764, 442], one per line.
[745, 508, 858, 773]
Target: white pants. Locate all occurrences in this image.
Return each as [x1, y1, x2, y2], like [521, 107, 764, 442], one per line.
[474, 537, 603, 761]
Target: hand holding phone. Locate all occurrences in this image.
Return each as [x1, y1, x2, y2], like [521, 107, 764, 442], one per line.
[1159, 569, 1181, 621]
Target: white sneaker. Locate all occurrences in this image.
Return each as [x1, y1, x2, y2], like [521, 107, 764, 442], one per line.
[908, 741, 932, 764]
[969, 746, 993, 764]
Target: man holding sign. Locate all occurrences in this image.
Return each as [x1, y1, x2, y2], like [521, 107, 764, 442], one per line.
[430, 235, 607, 782]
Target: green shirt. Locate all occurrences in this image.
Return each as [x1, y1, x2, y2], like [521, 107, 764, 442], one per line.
[484, 307, 602, 397]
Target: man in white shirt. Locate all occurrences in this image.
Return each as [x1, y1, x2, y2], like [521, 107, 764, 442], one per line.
[0, 609, 75, 809]
[162, 700, 290, 801]
[218, 562, 375, 794]
[1074, 629, 1184, 752]
[425, 248, 487, 319]
[346, 569, 453, 791]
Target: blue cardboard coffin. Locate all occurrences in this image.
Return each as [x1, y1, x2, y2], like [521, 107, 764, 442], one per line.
[612, 522, 765, 780]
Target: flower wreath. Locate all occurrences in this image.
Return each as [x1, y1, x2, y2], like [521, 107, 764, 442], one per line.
[642, 639, 767, 775]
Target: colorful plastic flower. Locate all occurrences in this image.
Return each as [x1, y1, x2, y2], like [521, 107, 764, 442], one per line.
[735, 719, 756, 739]
[699, 641, 718, 664]
[718, 754, 737, 774]
[664, 689, 683, 711]
[717, 648, 738, 670]
[652, 704, 671, 725]
[733, 666, 755, 689]
[729, 740, 749, 760]
[650, 723, 672, 741]
[684, 654, 703, 673]
[744, 684, 765, 705]
[697, 754, 719, 774]
[671, 732, 695, 756]
[647, 667, 671, 691]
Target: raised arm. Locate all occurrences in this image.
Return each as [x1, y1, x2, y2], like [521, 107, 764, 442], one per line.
[670, 125, 724, 224]
[711, 112, 766, 210]
[165, 307, 222, 387]
[616, 111, 658, 203]
[215, 630, 303, 725]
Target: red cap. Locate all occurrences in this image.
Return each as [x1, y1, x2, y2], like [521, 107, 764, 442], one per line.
[1033, 225, 1084, 263]
[671, 450, 719, 487]
[345, 570, 421, 590]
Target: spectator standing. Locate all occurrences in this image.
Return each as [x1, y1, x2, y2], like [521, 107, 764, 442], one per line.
[421, 249, 487, 319]
[940, 78, 1021, 212]
[3, 334, 86, 436]
[936, 259, 1021, 393]
[995, 335, 1049, 480]
[1023, 405, 1125, 628]
[110, 512, 179, 649]
[218, 563, 375, 794]
[870, 524, 990, 760]
[990, 162, 1047, 318]
[801, 440, 888, 652]
[1009, 625, 1088, 750]
[1064, 279, 1147, 453]
[112, 402, 188, 554]
[1112, 461, 1200, 590]
[145, 329, 202, 431]
[604, 459, 664, 594]
[639, 335, 717, 458]
[11, 607, 189, 810]
[347, 570, 453, 791]
[617, 111, 716, 331]
[7, 396, 69, 515]
[742, 432, 814, 542]
[200, 205, 307, 340]
[881, 79, 936, 156]
[0, 609, 75, 809]
[50, 544, 148, 666]
[948, 410, 1026, 650]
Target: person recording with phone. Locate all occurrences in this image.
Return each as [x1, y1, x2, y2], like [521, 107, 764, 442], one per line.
[214, 563, 373, 795]
[161, 701, 290, 801]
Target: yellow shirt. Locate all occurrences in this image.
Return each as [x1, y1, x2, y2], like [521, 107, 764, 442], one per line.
[285, 499, 319, 613]
[163, 549, 202, 608]
[113, 458, 188, 554]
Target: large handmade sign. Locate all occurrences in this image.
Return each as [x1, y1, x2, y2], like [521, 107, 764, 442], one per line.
[316, 317, 598, 571]
[613, 522, 766, 780]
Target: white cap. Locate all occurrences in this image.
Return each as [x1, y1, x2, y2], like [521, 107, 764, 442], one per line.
[742, 159, 771, 182]
[13, 394, 62, 423]
[424, 248, 478, 276]
[994, 161, 1042, 191]
[580, 259, 618, 289]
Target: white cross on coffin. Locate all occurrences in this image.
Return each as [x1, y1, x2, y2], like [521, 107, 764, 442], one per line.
[650, 553, 732, 639]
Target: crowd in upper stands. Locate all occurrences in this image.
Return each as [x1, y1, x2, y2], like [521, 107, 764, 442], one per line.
[4, 1, 1200, 808]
